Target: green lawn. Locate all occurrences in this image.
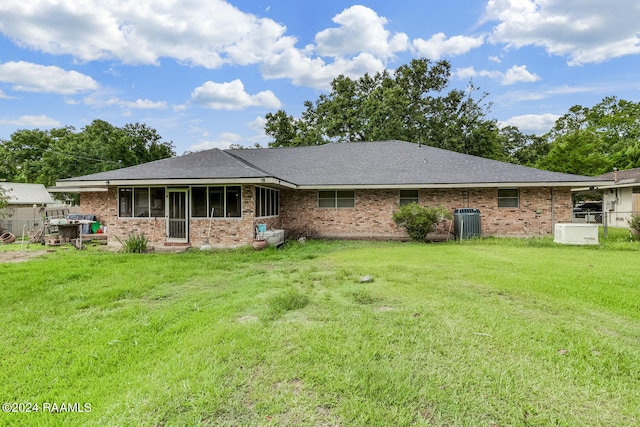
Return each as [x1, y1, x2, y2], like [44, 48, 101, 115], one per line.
[1, 236, 639, 426]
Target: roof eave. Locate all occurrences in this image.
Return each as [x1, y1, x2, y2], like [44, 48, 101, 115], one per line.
[575, 181, 640, 191]
[296, 180, 613, 190]
[52, 177, 297, 192]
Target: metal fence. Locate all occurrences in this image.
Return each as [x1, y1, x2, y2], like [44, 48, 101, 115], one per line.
[572, 210, 603, 224]
[600, 210, 638, 229]
[0, 206, 81, 235]
[572, 210, 639, 240]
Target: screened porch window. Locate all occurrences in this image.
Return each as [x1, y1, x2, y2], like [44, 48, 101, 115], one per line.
[256, 187, 279, 217]
[191, 186, 242, 218]
[119, 187, 165, 218]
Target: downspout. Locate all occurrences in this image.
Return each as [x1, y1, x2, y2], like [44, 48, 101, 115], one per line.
[550, 187, 555, 234]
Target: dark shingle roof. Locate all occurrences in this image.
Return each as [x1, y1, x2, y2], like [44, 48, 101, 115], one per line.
[59, 140, 607, 187]
[228, 140, 603, 186]
[59, 148, 268, 182]
[597, 167, 640, 185]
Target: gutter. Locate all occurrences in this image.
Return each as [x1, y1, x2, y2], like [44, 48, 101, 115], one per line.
[295, 180, 614, 190]
[50, 176, 297, 192]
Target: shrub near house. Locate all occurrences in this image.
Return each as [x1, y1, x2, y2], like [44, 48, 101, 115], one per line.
[393, 203, 452, 241]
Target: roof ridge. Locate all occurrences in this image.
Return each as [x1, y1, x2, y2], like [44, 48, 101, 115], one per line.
[223, 149, 274, 175]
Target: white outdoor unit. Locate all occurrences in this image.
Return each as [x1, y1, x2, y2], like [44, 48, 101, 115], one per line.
[554, 223, 599, 245]
[262, 229, 285, 247]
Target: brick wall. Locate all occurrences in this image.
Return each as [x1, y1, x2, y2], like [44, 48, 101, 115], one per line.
[80, 185, 262, 249]
[281, 187, 573, 239]
[280, 189, 406, 239]
[80, 185, 573, 247]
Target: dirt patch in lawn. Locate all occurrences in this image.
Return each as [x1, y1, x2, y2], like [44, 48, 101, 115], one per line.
[0, 249, 52, 263]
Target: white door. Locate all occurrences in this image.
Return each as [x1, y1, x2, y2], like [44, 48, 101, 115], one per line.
[167, 189, 188, 242]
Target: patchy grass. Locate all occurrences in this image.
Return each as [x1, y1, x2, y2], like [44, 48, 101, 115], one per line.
[0, 237, 639, 426]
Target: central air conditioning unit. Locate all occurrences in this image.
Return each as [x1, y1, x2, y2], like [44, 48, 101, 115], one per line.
[554, 223, 599, 245]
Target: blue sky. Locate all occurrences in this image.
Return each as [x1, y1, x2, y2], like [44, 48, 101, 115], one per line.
[1, 0, 639, 155]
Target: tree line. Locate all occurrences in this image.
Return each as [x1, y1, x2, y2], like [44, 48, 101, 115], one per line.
[0, 120, 175, 193]
[265, 58, 640, 176]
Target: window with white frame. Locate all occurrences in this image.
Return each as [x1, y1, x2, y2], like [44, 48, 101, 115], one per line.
[498, 188, 519, 208]
[119, 187, 165, 218]
[191, 186, 242, 218]
[256, 187, 279, 217]
[399, 189, 419, 206]
[318, 190, 355, 208]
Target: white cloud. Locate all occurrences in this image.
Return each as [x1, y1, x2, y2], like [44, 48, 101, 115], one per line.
[0, 61, 98, 94]
[262, 49, 385, 89]
[499, 113, 560, 135]
[454, 65, 540, 85]
[502, 65, 541, 85]
[261, 6, 404, 89]
[81, 93, 167, 110]
[0, 89, 15, 99]
[0, 0, 293, 68]
[249, 116, 267, 133]
[187, 132, 244, 152]
[315, 6, 408, 59]
[485, 0, 640, 65]
[412, 33, 484, 59]
[494, 82, 618, 106]
[190, 79, 281, 110]
[0, 1, 406, 91]
[105, 98, 168, 109]
[454, 66, 502, 81]
[0, 115, 62, 127]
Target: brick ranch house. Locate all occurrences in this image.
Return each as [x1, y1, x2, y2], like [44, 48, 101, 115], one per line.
[52, 140, 610, 248]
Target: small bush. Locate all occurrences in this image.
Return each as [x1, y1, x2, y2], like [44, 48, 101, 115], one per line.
[116, 232, 150, 253]
[392, 203, 452, 242]
[628, 214, 640, 240]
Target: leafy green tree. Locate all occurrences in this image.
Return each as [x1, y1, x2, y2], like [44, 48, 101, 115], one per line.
[0, 128, 58, 184]
[0, 120, 175, 190]
[498, 126, 550, 166]
[265, 59, 503, 159]
[536, 130, 612, 175]
[0, 184, 7, 210]
[540, 97, 640, 172]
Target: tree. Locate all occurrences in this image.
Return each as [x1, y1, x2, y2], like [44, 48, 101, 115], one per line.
[0, 128, 58, 184]
[0, 184, 7, 210]
[265, 59, 503, 160]
[540, 97, 640, 172]
[0, 120, 175, 191]
[498, 126, 550, 166]
[0, 120, 175, 205]
[536, 130, 612, 175]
